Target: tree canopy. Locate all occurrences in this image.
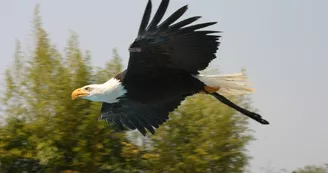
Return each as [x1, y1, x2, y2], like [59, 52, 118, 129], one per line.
[292, 164, 328, 173]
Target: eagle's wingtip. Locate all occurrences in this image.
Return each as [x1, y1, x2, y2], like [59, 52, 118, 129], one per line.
[261, 119, 270, 125]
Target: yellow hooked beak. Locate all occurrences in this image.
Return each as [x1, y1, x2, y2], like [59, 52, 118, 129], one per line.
[71, 88, 90, 100]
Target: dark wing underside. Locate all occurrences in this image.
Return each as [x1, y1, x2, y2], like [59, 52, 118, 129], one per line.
[99, 95, 186, 135]
[124, 0, 221, 81]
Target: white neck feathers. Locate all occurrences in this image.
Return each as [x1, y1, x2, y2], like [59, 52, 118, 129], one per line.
[101, 78, 127, 103]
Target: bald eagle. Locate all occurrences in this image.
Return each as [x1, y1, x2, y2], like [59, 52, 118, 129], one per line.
[71, 0, 269, 135]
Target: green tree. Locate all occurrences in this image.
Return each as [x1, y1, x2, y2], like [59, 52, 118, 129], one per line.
[292, 164, 328, 173]
[94, 48, 123, 83]
[141, 93, 254, 173]
[0, 5, 143, 173]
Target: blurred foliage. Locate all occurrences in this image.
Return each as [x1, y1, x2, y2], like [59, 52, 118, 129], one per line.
[0, 5, 140, 173]
[142, 94, 254, 173]
[0, 4, 259, 173]
[292, 164, 328, 173]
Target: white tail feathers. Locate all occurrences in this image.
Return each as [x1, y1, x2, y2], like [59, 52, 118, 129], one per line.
[195, 72, 255, 95]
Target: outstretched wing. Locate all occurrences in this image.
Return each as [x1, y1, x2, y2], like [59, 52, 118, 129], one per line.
[124, 0, 221, 81]
[99, 95, 186, 135]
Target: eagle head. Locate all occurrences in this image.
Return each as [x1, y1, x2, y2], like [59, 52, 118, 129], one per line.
[71, 84, 105, 101]
[71, 78, 126, 103]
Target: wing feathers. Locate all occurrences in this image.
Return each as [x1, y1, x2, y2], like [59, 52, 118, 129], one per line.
[100, 96, 185, 135]
[129, 115, 147, 135]
[138, 116, 156, 134]
[169, 16, 202, 31]
[146, 0, 169, 31]
[178, 22, 217, 33]
[138, 0, 152, 35]
[130, 0, 221, 79]
[158, 5, 188, 29]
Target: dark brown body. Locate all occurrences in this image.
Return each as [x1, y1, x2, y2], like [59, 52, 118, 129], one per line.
[115, 69, 205, 103]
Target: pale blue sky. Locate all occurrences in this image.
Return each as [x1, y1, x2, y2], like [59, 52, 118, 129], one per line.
[1, 0, 327, 172]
